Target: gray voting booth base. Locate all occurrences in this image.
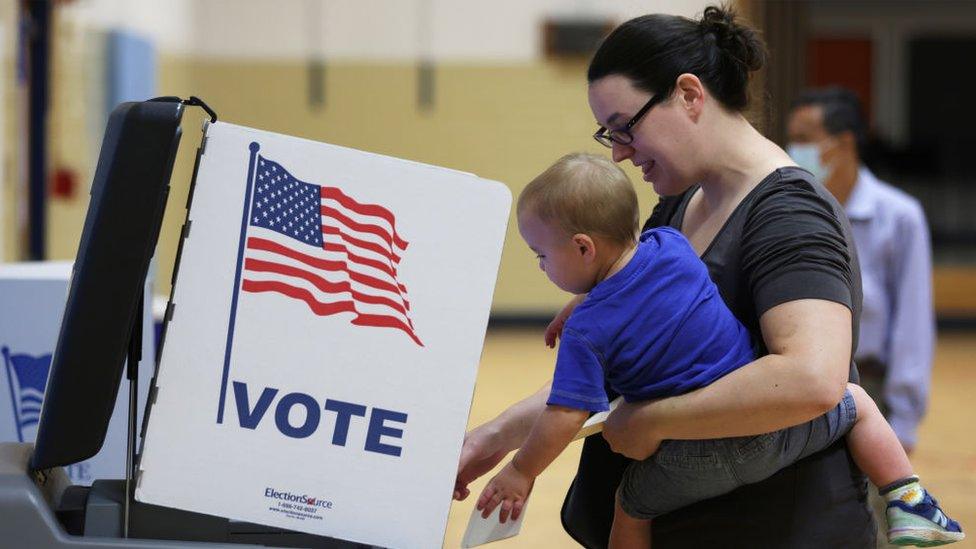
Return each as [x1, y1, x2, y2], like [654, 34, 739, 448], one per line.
[1, 442, 241, 548]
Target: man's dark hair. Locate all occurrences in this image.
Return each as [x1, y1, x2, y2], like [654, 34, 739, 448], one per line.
[792, 86, 867, 156]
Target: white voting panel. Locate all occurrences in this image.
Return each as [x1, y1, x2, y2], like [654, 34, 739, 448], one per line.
[0, 261, 155, 485]
[136, 122, 511, 548]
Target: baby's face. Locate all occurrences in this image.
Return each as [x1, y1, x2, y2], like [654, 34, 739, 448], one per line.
[517, 212, 593, 294]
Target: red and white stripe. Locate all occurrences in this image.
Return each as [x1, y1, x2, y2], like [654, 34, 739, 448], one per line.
[241, 186, 422, 346]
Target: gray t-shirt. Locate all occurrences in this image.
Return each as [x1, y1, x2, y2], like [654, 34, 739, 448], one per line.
[651, 166, 862, 365]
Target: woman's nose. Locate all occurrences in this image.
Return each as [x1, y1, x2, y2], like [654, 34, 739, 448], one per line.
[611, 142, 634, 163]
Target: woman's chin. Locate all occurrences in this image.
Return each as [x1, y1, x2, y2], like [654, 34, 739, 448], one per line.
[653, 185, 684, 198]
[648, 177, 671, 196]
[648, 175, 691, 197]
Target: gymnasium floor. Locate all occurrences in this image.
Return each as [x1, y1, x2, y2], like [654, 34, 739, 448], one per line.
[442, 328, 976, 548]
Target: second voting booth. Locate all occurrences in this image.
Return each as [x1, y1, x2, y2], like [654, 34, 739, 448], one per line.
[0, 98, 512, 548]
[0, 262, 156, 486]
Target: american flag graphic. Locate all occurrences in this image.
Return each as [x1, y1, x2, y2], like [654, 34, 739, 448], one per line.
[2, 346, 52, 443]
[239, 154, 423, 346]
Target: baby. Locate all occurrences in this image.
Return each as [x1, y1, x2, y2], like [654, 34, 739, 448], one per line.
[476, 152, 963, 547]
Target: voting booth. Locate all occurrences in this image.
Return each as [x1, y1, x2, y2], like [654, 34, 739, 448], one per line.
[0, 98, 511, 548]
[139, 123, 511, 547]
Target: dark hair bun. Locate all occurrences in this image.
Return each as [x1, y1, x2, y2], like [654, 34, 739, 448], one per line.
[588, 3, 769, 111]
[700, 5, 766, 72]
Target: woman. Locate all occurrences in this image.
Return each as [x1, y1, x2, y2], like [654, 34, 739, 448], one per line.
[455, 6, 876, 547]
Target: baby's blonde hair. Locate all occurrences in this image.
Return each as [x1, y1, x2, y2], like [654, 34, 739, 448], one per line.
[518, 153, 639, 245]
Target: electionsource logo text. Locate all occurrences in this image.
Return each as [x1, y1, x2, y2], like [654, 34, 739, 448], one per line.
[264, 487, 334, 509]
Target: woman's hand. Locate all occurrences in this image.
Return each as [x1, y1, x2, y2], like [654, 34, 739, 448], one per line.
[454, 428, 510, 501]
[602, 400, 662, 460]
[545, 294, 586, 348]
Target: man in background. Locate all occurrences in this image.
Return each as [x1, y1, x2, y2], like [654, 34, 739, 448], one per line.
[787, 86, 936, 547]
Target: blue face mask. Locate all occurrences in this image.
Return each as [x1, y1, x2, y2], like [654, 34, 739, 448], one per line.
[786, 143, 828, 183]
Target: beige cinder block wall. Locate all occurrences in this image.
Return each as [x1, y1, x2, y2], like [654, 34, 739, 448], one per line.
[37, 52, 660, 314]
[0, 2, 20, 261]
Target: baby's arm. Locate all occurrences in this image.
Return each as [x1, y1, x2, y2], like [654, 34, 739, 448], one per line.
[514, 404, 589, 476]
[545, 294, 586, 347]
[477, 405, 588, 522]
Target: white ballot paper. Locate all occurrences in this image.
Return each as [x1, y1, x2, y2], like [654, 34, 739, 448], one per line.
[136, 122, 511, 549]
[461, 397, 622, 547]
[461, 500, 527, 548]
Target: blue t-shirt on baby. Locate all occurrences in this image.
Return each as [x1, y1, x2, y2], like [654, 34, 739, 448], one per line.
[547, 227, 756, 413]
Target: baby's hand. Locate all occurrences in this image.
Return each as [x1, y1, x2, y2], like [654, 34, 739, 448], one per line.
[476, 462, 534, 523]
[545, 294, 585, 348]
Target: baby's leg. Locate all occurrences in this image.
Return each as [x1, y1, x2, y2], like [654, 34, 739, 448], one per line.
[846, 383, 913, 486]
[847, 383, 965, 545]
[610, 489, 652, 549]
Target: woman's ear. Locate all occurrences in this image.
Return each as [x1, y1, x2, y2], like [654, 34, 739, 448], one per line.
[675, 73, 705, 122]
[573, 234, 597, 262]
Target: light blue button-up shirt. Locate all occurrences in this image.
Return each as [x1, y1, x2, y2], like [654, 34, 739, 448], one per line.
[847, 167, 934, 447]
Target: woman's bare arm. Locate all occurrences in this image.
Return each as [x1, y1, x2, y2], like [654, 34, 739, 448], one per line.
[603, 299, 852, 459]
[482, 380, 552, 449]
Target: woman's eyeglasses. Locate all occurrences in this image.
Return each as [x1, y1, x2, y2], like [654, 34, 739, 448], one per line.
[593, 94, 664, 148]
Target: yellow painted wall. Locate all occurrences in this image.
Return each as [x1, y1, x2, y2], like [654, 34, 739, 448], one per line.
[35, 55, 659, 314]
[1, 3, 20, 261]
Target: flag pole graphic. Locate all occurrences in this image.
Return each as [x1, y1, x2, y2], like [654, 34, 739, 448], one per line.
[216, 141, 261, 424]
[2, 346, 24, 442]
